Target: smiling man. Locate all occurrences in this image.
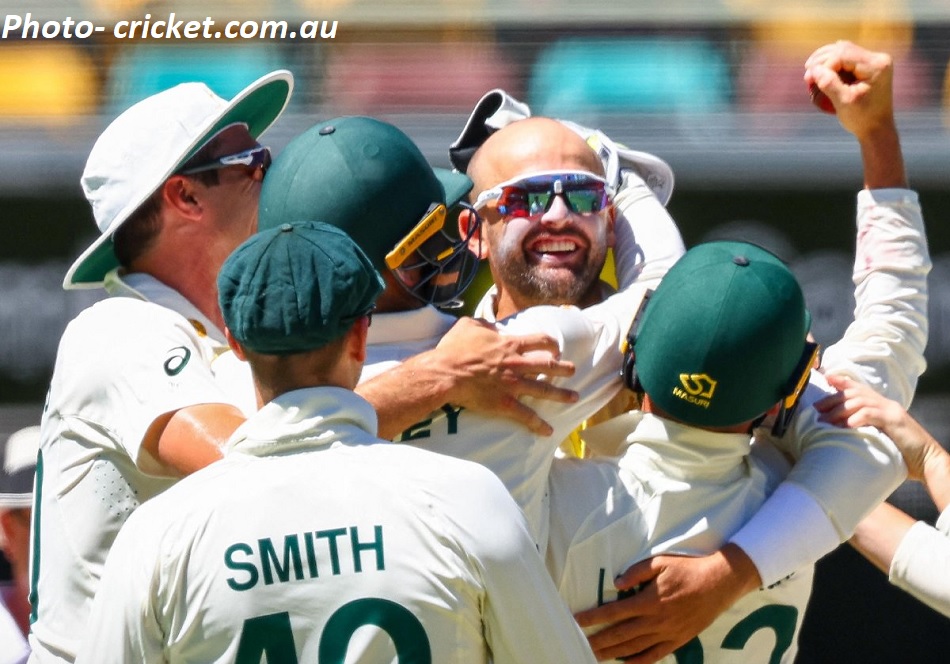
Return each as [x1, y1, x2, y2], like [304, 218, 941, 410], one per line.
[467, 117, 617, 316]
[456, 70, 925, 659]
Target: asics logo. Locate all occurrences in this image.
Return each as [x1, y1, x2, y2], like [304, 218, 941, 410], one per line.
[164, 346, 191, 376]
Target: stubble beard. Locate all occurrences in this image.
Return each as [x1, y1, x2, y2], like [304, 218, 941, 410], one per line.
[493, 225, 609, 309]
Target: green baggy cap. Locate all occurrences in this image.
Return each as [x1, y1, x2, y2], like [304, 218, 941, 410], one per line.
[219, 221, 384, 355]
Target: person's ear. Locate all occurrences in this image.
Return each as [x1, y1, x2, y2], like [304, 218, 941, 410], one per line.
[348, 316, 369, 364]
[605, 204, 617, 248]
[225, 327, 247, 361]
[162, 175, 203, 220]
[459, 208, 489, 259]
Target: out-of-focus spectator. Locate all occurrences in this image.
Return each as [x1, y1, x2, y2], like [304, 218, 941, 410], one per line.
[0, 425, 39, 664]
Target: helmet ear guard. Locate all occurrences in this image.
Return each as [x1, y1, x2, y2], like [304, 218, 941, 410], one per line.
[770, 340, 820, 437]
[620, 289, 653, 392]
[385, 202, 483, 310]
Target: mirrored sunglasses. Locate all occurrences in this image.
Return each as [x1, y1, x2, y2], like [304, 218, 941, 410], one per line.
[473, 170, 612, 219]
[179, 145, 272, 176]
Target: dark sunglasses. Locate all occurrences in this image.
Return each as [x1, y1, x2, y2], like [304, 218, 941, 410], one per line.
[473, 170, 612, 219]
[179, 145, 271, 176]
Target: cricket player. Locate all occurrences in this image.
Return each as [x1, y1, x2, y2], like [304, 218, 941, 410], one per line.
[450, 40, 928, 660]
[76, 222, 598, 664]
[547, 241, 821, 664]
[33, 71, 569, 664]
[30, 71, 293, 663]
[257, 115, 673, 551]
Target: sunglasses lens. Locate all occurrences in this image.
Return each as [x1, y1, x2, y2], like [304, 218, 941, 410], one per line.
[564, 188, 605, 213]
[498, 184, 605, 217]
[525, 191, 552, 216]
[229, 147, 270, 168]
[255, 148, 272, 175]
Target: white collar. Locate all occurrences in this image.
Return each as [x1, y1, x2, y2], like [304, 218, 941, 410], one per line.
[473, 281, 617, 323]
[226, 387, 379, 457]
[104, 269, 226, 345]
[367, 306, 458, 345]
[618, 413, 753, 482]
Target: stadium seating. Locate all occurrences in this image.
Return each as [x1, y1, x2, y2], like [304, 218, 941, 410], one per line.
[322, 40, 520, 113]
[527, 37, 733, 117]
[0, 44, 98, 122]
[106, 42, 291, 113]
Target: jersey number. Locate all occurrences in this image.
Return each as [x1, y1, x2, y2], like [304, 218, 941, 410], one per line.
[674, 604, 798, 664]
[235, 597, 432, 663]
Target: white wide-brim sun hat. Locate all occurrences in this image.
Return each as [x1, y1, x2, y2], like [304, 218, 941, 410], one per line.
[64, 70, 294, 289]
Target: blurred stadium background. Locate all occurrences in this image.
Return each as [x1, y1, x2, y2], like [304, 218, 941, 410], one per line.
[1, 0, 949, 660]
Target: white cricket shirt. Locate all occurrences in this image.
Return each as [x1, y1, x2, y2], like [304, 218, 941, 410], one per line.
[76, 387, 596, 664]
[29, 272, 252, 663]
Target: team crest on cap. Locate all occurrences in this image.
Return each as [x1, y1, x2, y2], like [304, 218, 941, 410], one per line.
[672, 373, 717, 410]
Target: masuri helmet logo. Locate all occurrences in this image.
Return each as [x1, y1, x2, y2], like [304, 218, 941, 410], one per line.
[672, 373, 717, 409]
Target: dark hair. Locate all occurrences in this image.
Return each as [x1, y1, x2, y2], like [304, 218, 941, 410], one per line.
[112, 190, 163, 268]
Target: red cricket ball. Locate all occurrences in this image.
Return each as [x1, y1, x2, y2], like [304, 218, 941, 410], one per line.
[808, 70, 858, 115]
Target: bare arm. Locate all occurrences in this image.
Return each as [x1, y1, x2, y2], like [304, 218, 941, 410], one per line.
[818, 374, 950, 512]
[358, 317, 578, 440]
[817, 375, 949, 575]
[817, 375, 950, 616]
[142, 403, 245, 476]
[804, 40, 906, 189]
[851, 502, 916, 575]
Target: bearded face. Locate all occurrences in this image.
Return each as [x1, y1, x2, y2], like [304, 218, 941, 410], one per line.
[486, 196, 612, 310]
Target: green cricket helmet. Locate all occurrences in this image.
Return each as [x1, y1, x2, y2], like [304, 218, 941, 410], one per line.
[259, 116, 480, 309]
[626, 240, 816, 430]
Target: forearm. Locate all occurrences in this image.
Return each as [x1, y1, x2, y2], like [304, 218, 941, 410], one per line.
[357, 352, 454, 440]
[858, 119, 907, 189]
[924, 447, 950, 513]
[729, 482, 841, 586]
[850, 502, 915, 575]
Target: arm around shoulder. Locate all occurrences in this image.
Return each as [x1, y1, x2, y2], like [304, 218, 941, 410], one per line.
[358, 317, 577, 440]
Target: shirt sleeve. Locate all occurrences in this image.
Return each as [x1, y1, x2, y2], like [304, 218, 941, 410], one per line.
[612, 170, 686, 290]
[731, 372, 907, 586]
[820, 188, 930, 409]
[889, 507, 950, 618]
[447, 465, 597, 664]
[60, 300, 233, 475]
